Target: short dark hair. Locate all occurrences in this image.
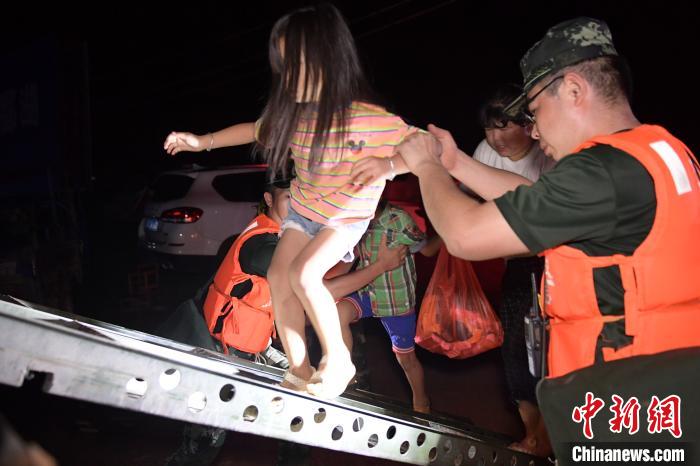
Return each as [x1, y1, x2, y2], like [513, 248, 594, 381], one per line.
[263, 177, 291, 194]
[478, 84, 530, 129]
[259, 177, 290, 215]
[546, 55, 633, 105]
[264, 159, 294, 194]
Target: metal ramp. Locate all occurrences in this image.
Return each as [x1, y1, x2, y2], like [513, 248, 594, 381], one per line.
[0, 296, 547, 466]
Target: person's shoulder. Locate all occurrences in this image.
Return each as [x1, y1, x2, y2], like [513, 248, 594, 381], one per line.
[349, 102, 414, 139]
[533, 149, 610, 191]
[350, 101, 388, 115]
[350, 101, 408, 122]
[580, 143, 656, 186]
[565, 143, 637, 168]
[473, 139, 495, 158]
[560, 145, 612, 165]
[241, 231, 278, 249]
[544, 144, 644, 189]
[473, 139, 502, 167]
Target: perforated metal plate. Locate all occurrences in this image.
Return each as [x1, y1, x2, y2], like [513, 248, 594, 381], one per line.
[0, 296, 547, 466]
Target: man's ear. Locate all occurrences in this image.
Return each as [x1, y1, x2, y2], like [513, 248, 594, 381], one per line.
[263, 191, 273, 209]
[563, 72, 586, 106]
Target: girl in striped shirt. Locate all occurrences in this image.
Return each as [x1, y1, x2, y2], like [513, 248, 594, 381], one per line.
[164, 3, 417, 399]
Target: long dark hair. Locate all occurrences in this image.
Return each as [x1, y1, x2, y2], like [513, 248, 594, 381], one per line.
[256, 3, 374, 179]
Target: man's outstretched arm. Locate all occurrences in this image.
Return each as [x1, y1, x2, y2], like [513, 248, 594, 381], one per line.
[398, 125, 530, 260]
[431, 124, 533, 200]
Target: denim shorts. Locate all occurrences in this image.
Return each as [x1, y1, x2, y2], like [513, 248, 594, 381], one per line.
[281, 207, 370, 263]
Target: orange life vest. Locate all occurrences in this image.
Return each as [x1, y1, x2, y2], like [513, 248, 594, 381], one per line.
[202, 214, 280, 354]
[543, 125, 700, 378]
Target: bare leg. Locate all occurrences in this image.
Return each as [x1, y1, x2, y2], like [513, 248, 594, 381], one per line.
[533, 410, 552, 457]
[510, 400, 552, 457]
[317, 300, 356, 374]
[289, 229, 356, 398]
[516, 400, 539, 450]
[337, 300, 357, 353]
[267, 229, 315, 386]
[395, 351, 430, 413]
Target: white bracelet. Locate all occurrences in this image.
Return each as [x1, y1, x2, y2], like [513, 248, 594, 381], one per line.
[387, 157, 396, 181]
[206, 133, 214, 152]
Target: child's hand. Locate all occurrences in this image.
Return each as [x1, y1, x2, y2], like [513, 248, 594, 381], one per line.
[164, 131, 205, 155]
[350, 157, 393, 185]
[376, 232, 407, 272]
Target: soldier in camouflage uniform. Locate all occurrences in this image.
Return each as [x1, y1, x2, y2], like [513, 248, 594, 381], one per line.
[397, 17, 700, 460]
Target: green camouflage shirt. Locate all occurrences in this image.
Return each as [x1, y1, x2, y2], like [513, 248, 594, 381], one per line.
[357, 203, 426, 317]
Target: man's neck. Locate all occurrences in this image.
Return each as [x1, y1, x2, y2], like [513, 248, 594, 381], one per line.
[587, 102, 641, 139]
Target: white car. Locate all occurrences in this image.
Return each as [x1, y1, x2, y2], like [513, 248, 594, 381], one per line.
[138, 164, 267, 258]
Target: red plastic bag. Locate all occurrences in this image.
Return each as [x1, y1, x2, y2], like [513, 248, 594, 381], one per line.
[415, 246, 503, 358]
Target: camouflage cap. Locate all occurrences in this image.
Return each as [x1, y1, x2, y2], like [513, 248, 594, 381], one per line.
[504, 17, 618, 117]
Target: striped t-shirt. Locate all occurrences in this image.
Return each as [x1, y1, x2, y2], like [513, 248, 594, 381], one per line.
[259, 102, 416, 225]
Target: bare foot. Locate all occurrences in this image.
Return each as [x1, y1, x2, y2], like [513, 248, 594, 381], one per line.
[413, 402, 431, 414]
[306, 357, 355, 399]
[511, 400, 552, 457]
[279, 368, 316, 392]
[509, 436, 536, 454]
[509, 434, 552, 458]
[412, 395, 431, 414]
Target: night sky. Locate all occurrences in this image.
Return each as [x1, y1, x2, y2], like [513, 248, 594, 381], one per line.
[3, 0, 700, 191]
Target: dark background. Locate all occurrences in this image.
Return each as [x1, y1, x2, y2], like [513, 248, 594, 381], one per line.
[3, 0, 699, 183]
[3, 0, 697, 317]
[1, 1, 699, 465]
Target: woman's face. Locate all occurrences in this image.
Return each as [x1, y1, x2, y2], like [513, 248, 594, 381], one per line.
[484, 121, 533, 161]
